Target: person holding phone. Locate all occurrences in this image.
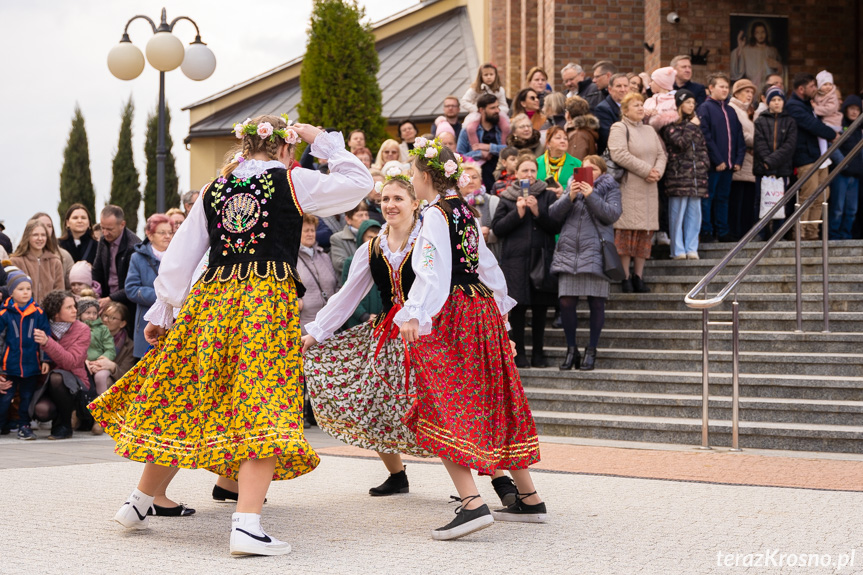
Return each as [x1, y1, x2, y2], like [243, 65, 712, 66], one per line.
[537, 126, 582, 198]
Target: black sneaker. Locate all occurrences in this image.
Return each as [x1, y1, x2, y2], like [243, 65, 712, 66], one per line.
[491, 491, 548, 523]
[369, 468, 409, 496]
[47, 426, 72, 440]
[491, 475, 517, 506]
[431, 496, 494, 541]
[17, 426, 36, 440]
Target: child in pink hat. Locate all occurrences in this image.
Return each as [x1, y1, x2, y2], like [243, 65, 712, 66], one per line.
[68, 260, 100, 300]
[644, 67, 680, 131]
[812, 70, 843, 132]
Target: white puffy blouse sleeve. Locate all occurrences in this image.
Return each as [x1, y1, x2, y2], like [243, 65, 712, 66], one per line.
[291, 131, 374, 217]
[304, 243, 374, 343]
[143, 190, 210, 329]
[477, 229, 517, 316]
[393, 208, 452, 336]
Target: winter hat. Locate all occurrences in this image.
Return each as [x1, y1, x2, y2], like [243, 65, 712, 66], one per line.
[732, 79, 756, 97]
[6, 270, 32, 293]
[816, 70, 834, 89]
[841, 94, 863, 114]
[674, 89, 696, 109]
[69, 260, 93, 285]
[434, 116, 456, 137]
[77, 297, 100, 318]
[357, 218, 382, 242]
[765, 86, 786, 104]
[650, 67, 677, 92]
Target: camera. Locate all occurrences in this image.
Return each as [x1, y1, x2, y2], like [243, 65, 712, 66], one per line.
[667, 11, 680, 24]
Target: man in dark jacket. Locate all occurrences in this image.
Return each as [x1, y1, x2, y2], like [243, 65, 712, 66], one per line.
[594, 74, 629, 155]
[584, 61, 616, 112]
[93, 205, 140, 317]
[697, 73, 746, 242]
[785, 73, 839, 240]
[671, 55, 707, 106]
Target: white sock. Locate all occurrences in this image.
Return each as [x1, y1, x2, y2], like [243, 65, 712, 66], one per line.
[232, 512, 263, 534]
[129, 488, 154, 507]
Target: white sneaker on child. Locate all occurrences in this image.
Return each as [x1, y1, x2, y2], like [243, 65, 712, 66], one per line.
[655, 231, 671, 246]
[114, 489, 153, 529]
[230, 512, 291, 556]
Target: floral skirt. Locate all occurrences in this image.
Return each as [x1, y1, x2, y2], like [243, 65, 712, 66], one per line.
[88, 275, 319, 481]
[304, 319, 432, 457]
[614, 229, 654, 259]
[406, 290, 541, 474]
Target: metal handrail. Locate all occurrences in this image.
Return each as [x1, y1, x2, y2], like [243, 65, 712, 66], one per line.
[683, 111, 863, 451]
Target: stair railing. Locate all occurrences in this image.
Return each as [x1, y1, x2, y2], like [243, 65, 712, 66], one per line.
[684, 112, 863, 451]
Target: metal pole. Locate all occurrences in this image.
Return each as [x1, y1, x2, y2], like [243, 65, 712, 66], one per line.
[822, 201, 830, 333]
[794, 198, 803, 332]
[700, 308, 711, 449]
[156, 70, 166, 214]
[730, 301, 741, 452]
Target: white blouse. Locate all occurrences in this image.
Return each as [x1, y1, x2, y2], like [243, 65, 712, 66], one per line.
[143, 131, 373, 329]
[305, 221, 421, 343]
[393, 196, 516, 336]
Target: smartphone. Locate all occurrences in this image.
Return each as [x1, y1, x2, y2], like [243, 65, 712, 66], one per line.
[520, 179, 530, 198]
[573, 167, 594, 186]
[545, 176, 558, 187]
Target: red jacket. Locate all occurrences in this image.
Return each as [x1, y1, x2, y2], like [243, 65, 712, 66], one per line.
[42, 321, 91, 389]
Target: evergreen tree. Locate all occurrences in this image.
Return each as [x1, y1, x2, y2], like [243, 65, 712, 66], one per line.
[109, 97, 141, 231]
[58, 105, 96, 222]
[298, 0, 387, 151]
[143, 104, 180, 217]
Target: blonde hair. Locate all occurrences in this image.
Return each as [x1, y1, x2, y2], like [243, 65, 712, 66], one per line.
[165, 207, 184, 218]
[620, 92, 645, 115]
[373, 178, 419, 256]
[220, 114, 294, 178]
[374, 139, 402, 168]
[12, 220, 52, 258]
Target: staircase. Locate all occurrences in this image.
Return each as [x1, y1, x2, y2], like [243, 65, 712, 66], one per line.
[522, 240, 863, 453]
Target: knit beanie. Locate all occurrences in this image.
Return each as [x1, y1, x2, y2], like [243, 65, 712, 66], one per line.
[732, 78, 756, 97]
[6, 270, 32, 293]
[765, 86, 785, 104]
[816, 70, 834, 89]
[69, 260, 93, 285]
[650, 67, 677, 92]
[674, 89, 696, 109]
[434, 116, 456, 137]
[77, 297, 100, 318]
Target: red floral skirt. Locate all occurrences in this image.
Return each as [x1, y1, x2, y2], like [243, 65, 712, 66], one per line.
[405, 290, 540, 474]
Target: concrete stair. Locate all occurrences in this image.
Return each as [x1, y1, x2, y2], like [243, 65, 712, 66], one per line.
[522, 240, 863, 453]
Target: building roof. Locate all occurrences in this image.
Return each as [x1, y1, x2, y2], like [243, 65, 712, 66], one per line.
[188, 6, 477, 140]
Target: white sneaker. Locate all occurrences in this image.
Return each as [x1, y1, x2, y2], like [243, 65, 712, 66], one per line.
[656, 231, 671, 246]
[230, 513, 291, 556]
[114, 490, 153, 530]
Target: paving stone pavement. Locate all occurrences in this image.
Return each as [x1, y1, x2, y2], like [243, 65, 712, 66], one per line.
[1, 429, 861, 574]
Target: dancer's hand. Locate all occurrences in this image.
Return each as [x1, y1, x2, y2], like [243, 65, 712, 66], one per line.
[510, 340, 517, 356]
[292, 123, 323, 145]
[144, 322, 166, 345]
[400, 319, 419, 343]
[301, 334, 318, 354]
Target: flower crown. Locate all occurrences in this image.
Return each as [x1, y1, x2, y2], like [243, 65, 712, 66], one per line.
[374, 166, 411, 194]
[232, 114, 300, 145]
[408, 137, 471, 189]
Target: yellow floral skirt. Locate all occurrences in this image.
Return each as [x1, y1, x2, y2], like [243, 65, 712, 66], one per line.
[88, 275, 319, 481]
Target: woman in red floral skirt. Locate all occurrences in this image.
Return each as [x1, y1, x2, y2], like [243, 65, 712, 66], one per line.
[395, 137, 547, 540]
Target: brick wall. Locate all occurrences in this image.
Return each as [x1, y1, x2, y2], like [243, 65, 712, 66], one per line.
[521, 0, 539, 89]
[644, 0, 661, 72]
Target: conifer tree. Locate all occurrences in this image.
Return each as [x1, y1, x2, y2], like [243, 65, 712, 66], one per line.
[59, 105, 96, 221]
[143, 105, 180, 217]
[298, 0, 387, 151]
[109, 97, 141, 231]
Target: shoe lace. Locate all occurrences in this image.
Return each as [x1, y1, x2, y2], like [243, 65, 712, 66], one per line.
[516, 491, 538, 504]
[448, 494, 481, 515]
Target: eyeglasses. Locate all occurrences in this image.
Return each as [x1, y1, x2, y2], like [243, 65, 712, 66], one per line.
[154, 230, 174, 238]
[526, 96, 538, 101]
[102, 315, 123, 322]
[443, 104, 459, 108]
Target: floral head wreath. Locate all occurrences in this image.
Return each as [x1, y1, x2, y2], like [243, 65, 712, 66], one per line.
[232, 114, 300, 145]
[374, 166, 411, 194]
[408, 136, 471, 189]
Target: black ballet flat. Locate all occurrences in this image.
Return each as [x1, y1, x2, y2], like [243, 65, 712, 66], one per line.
[147, 503, 196, 517]
[212, 484, 266, 503]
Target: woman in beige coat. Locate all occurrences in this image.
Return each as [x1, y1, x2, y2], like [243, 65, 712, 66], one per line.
[729, 79, 757, 240]
[608, 92, 667, 293]
[10, 220, 65, 304]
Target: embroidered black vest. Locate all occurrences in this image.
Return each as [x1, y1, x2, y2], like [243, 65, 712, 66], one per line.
[429, 195, 492, 298]
[202, 167, 305, 295]
[368, 237, 417, 319]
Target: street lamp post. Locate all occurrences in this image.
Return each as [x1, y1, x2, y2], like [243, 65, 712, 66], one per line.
[107, 7, 216, 214]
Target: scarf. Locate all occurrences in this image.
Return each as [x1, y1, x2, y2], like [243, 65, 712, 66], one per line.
[500, 178, 549, 201]
[151, 246, 166, 261]
[507, 130, 541, 151]
[543, 151, 567, 181]
[50, 321, 73, 340]
[299, 245, 315, 258]
[113, 329, 127, 352]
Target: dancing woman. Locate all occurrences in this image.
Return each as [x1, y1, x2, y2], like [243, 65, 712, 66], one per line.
[88, 115, 372, 557]
[301, 173, 432, 495]
[395, 138, 547, 540]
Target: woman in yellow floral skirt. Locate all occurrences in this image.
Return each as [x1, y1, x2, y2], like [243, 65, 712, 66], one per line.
[88, 115, 372, 557]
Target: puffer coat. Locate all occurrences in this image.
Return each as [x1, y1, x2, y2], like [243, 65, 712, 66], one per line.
[660, 119, 709, 198]
[549, 173, 622, 278]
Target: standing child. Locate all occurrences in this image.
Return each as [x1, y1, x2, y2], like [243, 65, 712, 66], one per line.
[753, 87, 798, 239]
[0, 271, 50, 440]
[396, 139, 547, 540]
[77, 297, 116, 398]
[460, 63, 512, 155]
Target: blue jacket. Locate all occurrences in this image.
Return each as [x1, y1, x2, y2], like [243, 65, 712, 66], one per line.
[839, 95, 863, 178]
[125, 242, 161, 358]
[594, 94, 621, 155]
[696, 98, 746, 170]
[784, 93, 838, 168]
[457, 123, 504, 160]
[0, 297, 50, 378]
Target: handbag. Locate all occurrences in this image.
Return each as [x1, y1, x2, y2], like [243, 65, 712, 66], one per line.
[602, 123, 629, 182]
[584, 199, 626, 281]
[529, 247, 557, 293]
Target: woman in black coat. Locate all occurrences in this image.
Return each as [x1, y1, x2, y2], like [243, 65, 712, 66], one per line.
[58, 203, 97, 264]
[492, 153, 561, 367]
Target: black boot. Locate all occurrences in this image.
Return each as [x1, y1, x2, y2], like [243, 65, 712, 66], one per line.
[632, 275, 651, 293]
[304, 397, 317, 427]
[531, 352, 548, 368]
[621, 277, 633, 293]
[559, 346, 581, 370]
[579, 347, 597, 371]
[369, 468, 409, 496]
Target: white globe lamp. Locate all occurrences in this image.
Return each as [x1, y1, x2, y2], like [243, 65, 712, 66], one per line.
[107, 36, 145, 80]
[181, 38, 216, 81]
[146, 31, 185, 72]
